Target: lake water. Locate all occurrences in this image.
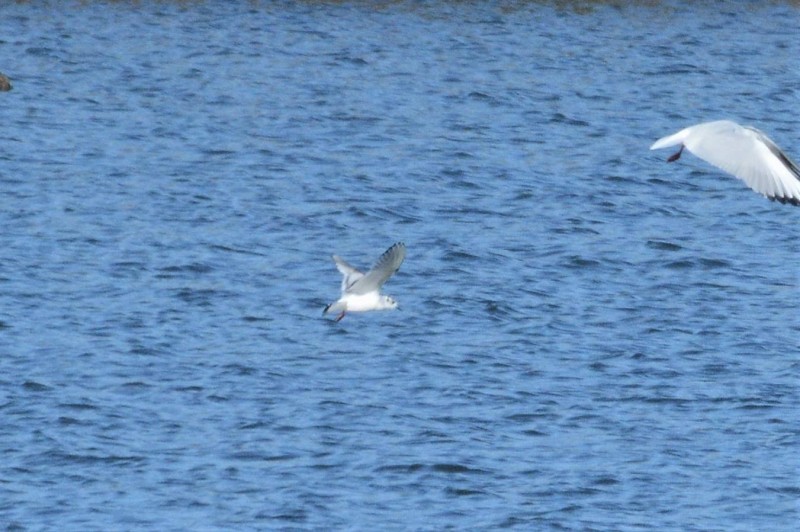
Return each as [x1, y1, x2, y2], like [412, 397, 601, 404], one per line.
[1, 1, 799, 530]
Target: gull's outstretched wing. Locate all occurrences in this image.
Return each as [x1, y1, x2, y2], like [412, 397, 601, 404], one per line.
[333, 255, 364, 294]
[347, 242, 405, 295]
[651, 120, 800, 205]
[745, 128, 800, 205]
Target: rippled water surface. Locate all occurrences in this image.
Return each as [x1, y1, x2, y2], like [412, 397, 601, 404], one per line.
[1, 1, 799, 530]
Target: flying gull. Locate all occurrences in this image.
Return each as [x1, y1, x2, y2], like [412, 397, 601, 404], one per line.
[650, 120, 800, 205]
[324, 242, 406, 322]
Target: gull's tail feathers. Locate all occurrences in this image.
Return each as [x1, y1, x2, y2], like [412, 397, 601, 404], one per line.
[650, 127, 692, 150]
[324, 300, 346, 315]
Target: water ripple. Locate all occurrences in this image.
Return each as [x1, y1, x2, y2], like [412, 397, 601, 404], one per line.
[1, 2, 798, 531]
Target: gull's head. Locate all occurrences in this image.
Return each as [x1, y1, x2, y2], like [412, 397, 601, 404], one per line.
[382, 295, 399, 310]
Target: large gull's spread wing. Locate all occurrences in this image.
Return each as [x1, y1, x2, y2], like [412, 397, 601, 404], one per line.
[348, 242, 405, 295]
[746, 129, 800, 205]
[332, 255, 364, 293]
[651, 120, 800, 205]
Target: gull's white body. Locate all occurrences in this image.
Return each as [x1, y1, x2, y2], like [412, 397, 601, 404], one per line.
[324, 242, 405, 322]
[330, 291, 387, 313]
[650, 120, 800, 205]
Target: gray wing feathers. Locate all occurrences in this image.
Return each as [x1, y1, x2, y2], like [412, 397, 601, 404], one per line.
[333, 255, 364, 293]
[348, 242, 406, 295]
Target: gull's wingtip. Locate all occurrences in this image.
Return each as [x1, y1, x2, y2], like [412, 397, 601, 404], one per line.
[380, 242, 406, 263]
[388, 241, 407, 264]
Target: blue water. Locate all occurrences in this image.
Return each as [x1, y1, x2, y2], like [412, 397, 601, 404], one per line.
[1, 1, 799, 530]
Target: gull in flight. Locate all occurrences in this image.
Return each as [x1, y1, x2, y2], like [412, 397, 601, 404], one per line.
[650, 120, 800, 205]
[324, 242, 406, 322]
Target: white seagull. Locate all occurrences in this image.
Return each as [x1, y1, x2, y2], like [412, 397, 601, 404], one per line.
[650, 120, 800, 206]
[324, 242, 406, 322]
